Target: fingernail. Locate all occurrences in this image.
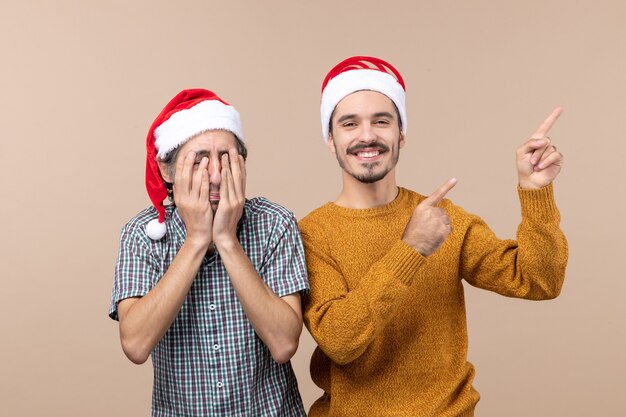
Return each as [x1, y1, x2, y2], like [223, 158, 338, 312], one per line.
[531, 158, 537, 165]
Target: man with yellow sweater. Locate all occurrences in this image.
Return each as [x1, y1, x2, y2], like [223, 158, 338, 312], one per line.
[299, 56, 568, 416]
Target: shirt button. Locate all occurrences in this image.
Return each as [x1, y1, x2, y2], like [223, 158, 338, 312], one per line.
[209, 303, 216, 311]
[216, 381, 223, 388]
[213, 344, 220, 351]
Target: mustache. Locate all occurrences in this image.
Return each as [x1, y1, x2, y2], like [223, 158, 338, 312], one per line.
[346, 141, 390, 154]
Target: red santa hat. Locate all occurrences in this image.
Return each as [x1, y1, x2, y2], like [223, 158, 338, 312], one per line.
[145, 88, 243, 240]
[320, 56, 407, 143]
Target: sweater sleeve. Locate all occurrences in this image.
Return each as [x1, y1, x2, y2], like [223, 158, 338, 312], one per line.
[301, 221, 424, 365]
[459, 183, 568, 300]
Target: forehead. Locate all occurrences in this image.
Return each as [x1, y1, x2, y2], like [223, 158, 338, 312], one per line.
[333, 90, 397, 118]
[179, 129, 238, 153]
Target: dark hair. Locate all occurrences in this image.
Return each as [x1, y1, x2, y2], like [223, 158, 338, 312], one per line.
[158, 135, 248, 201]
[328, 97, 403, 137]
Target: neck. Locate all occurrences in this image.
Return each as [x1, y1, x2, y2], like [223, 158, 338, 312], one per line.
[335, 170, 399, 209]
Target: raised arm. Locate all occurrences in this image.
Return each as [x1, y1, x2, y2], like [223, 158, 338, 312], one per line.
[303, 180, 462, 365]
[461, 108, 568, 298]
[303, 235, 423, 365]
[212, 150, 304, 364]
[117, 151, 213, 364]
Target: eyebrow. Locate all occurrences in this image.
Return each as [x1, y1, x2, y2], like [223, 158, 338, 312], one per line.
[194, 150, 210, 159]
[336, 111, 395, 124]
[192, 149, 231, 159]
[372, 111, 395, 119]
[336, 114, 357, 124]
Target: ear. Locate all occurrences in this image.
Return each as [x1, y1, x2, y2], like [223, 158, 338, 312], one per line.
[157, 160, 173, 183]
[399, 132, 406, 149]
[327, 135, 337, 154]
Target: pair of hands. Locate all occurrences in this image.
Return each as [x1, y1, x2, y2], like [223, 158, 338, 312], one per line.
[174, 148, 246, 250]
[403, 107, 564, 257]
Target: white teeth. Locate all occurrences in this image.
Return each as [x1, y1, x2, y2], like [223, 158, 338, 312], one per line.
[357, 151, 380, 158]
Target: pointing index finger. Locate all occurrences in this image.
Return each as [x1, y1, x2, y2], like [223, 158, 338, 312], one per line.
[532, 106, 563, 139]
[424, 178, 457, 206]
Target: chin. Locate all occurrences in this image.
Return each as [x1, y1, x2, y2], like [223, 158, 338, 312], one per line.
[349, 167, 390, 184]
[354, 173, 388, 184]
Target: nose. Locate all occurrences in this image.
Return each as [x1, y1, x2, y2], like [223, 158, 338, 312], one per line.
[358, 122, 377, 142]
[208, 155, 222, 186]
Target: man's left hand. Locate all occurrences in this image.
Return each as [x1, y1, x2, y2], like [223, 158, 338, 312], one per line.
[517, 107, 564, 189]
[213, 148, 246, 248]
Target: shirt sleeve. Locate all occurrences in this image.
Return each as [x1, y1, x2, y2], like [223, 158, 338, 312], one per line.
[109, 225, 161, 320]
[258, 212, 309, 298]
[459, 183, 568, 300]
[301, 220, 425, 365]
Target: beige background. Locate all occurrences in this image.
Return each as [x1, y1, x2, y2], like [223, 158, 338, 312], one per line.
[1, 1, 624, 416]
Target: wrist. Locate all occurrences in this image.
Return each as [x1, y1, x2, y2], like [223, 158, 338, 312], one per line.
[414, 246, 431, 257]
[184, 233, 212, 251]
[402, 238, 430, 257]
[518, 177, 542, 190]
[518, 182, 542, 190]
[214, 234, 240, 253]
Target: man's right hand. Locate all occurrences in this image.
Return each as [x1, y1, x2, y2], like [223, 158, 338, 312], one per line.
[402, 178, 457, 257]
[118, 152, 214, 364]
[173, 151, 213, 248]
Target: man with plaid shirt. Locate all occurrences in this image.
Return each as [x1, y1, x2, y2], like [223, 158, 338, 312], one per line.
[109, 89, 308, 416]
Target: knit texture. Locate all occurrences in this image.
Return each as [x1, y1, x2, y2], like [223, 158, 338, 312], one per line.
[300, 185, 568, 417]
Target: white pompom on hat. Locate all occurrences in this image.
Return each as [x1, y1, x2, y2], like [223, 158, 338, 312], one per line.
[144, 89, 243, 240]
[320, 56, 407, 143]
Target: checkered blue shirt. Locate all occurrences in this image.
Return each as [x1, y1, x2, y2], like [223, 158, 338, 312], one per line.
[109, 198, 309, 417]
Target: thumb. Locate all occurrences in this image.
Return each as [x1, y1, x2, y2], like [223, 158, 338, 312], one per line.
[422, 178, 457, 206]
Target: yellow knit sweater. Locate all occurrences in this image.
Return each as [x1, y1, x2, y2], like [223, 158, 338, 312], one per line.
[299, 184, 568, 417]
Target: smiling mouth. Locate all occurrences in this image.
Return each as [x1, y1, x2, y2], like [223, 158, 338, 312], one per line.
[347, 141, 390, 161]
[350, 147, 387, 162]
[356, 150, 381, 158]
